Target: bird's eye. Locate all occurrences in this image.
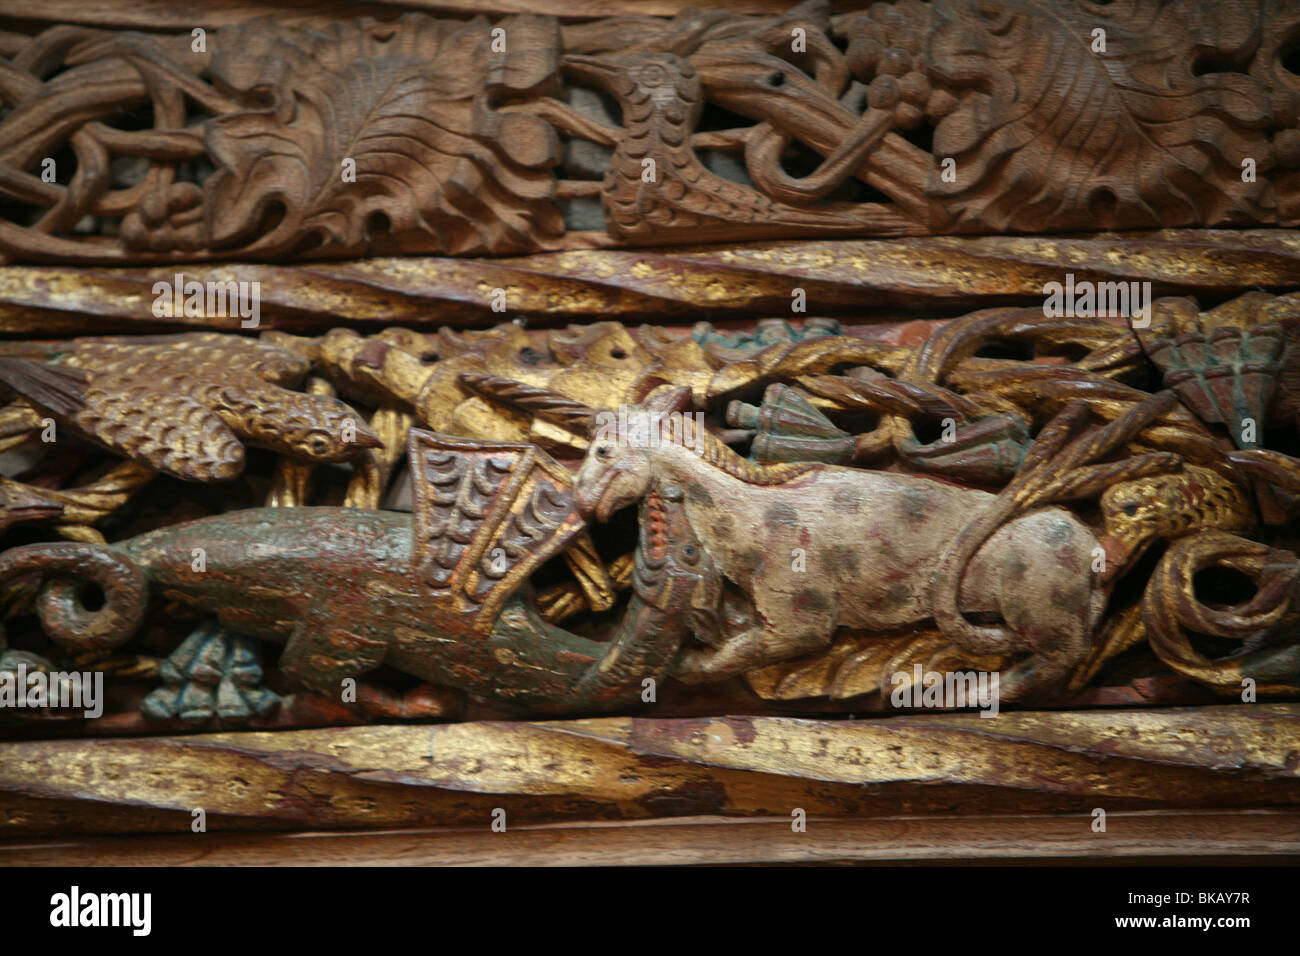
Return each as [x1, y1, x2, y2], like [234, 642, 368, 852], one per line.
[1122, 503, 1138, 517]
[637, 63, 668, 87]
[596, 445, 614, 460]
[682, 544, 698, 564]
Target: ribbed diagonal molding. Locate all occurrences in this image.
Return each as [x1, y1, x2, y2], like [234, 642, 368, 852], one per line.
[0, 230, 1297, 335]
[5, 709, 1300, 839]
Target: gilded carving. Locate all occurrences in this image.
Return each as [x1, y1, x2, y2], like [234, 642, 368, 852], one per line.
[0, 292, 1296, 729]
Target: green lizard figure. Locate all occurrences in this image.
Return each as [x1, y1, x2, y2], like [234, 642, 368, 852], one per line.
[0, 432, 720, 715]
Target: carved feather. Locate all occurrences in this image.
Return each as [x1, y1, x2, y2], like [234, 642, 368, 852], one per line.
[0, 357, 90, 420]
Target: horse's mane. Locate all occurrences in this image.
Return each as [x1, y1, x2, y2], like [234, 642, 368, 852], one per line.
[662, 421, 818, 486]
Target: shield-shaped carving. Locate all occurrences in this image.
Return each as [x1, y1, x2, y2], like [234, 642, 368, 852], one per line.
[407, 429, 587, 631]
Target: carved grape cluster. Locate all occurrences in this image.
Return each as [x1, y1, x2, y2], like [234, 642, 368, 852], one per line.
[119, 183, 206, 253]
[836, 0, 956, 130]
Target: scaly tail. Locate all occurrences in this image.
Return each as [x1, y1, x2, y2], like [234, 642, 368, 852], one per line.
[0, 543, 146, 653]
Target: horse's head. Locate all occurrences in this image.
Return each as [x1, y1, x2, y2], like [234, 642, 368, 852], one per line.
[574, 429, 655, 522]
[574, 387, 693, 522]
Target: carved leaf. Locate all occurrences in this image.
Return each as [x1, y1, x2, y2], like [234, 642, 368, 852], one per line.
[745, 630, 1006, 701]
[204, 15, 564, 258]
[927, 0, 1276, 231]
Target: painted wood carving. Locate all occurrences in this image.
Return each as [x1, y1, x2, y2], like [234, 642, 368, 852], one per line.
[2, 0, 1300, 868]
[0, 292, 1297, 730]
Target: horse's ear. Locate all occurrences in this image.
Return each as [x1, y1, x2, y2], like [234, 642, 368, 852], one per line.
[641, 385, 694, 416]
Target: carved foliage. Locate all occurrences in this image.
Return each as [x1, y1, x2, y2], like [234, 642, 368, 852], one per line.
[0, 2, 1298, 262]
[923, 0, 1281, 231]
[203, 15, 565, 257]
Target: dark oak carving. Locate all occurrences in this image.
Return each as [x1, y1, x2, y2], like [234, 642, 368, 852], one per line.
[2, 0, 1300, 864]
[0, 0, 1297, 263]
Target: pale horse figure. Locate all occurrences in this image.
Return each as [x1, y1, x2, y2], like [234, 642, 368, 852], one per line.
[572, 396, 1105, 699]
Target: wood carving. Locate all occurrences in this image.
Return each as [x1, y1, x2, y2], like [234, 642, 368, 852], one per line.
[0, 1, 1297, 263]
[0, 334, 381, 480]
[0, 290, 1297, 731]
[574, 387, 1113, 698]
[3, 0, 1300, 868]
[0, 231, 1297, 337]
[0, 430, 713, 717]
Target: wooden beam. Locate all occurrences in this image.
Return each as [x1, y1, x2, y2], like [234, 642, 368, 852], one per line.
[4, 706, 1300, 838]
[1, 231, 1297, 336]
[0, 0, 808, 32]
[4, 810, 1298, 866]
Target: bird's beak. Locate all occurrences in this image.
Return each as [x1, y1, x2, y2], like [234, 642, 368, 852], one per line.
[1096, 534, 1135, 587]
[349, 424, 385, 452]
[3, 486, 64, 523]
[564, 54, 621, 88]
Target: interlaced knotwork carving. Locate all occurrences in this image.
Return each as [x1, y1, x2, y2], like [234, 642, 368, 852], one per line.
[0, 0, 1296, 263]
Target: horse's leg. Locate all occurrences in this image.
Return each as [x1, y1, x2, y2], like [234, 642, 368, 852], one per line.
[991, 519, 1096, 700]
[673, 624, 778, 683]
[672, 574, 835, 683]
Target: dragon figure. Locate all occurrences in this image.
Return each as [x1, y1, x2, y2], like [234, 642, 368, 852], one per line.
[0, 430, 714, 715]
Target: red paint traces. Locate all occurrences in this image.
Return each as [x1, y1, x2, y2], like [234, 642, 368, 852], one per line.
[1182, 481, 1206, 508]
[645, 491, 668, 562]
[554, 650, 598, 665]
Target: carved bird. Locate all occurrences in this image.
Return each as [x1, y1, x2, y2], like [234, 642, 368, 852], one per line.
[1098, 464, 1255, 582]
[0, 480, 63, 532]
[564, 52, 902, 243]
[0, 333, 381, 481]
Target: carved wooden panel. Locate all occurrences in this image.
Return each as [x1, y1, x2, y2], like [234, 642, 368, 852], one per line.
[0, 0, 1297, 263]
[2, 0, 1300, 871]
